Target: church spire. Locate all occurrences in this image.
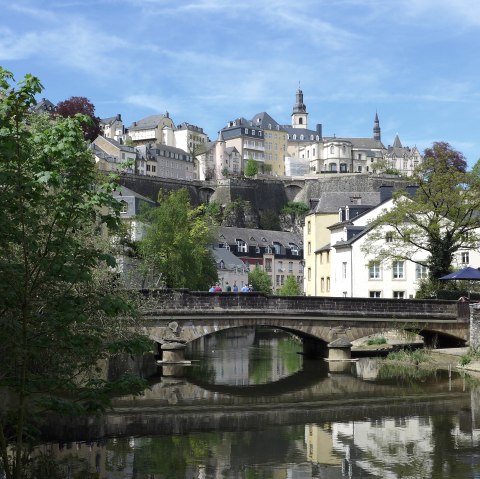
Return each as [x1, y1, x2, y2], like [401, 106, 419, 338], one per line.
[373, 111, 381, 141]
[291, 84, 308, 129]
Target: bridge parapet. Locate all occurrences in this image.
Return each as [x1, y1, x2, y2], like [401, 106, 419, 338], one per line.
[139, 289, 459, 321]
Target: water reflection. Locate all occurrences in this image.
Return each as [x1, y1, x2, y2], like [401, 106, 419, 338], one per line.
[184, 327, 303, 386]
[37, 327, 480, 478]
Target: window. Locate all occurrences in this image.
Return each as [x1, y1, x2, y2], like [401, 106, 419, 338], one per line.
[393, 291, 405, 299]
[321, 278, 325, 292]
[308, 242, 311, 255]
[276, 275, 280, 286]
[342, 262, 347, 279]
[265, 258, 272, 272]
[278, 261, 284, 272]
[386, 232, 393, 243]
[392, 261, 405, 279]
[416, 264, 429, 280]
[461, 252, 470, 264]
[120, 201, 128, 214]
[307, 268, 312, 281]
[307, 221, 311, 234]
[289, 243, 299, 255]
[288, 262, 293, 273]
[326, 277, 330, 292]
[369, 291, 381, 298]
[369, 261, 381, 279]
[236, 239, 248, 253]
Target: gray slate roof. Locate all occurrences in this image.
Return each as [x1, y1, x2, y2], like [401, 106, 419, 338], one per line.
[310, 192, 382, 214]
[251, 112, 283, 130]
[211, 247, 247, 270]
[217, 226, 303, 248]
[128, 114, 169, 131]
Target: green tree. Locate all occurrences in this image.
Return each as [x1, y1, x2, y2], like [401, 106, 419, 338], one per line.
[0, 69, 150, 479]
[281, 201, 309, 216]
[248, 267, 272, 294]
[277, 275, 301, 296]
[139, 189, 218, 290]
[244, 158, 258, 177]
[370, 157, 401, 175]
[363, 142, 480, 284]
[260, 209, 281, 231]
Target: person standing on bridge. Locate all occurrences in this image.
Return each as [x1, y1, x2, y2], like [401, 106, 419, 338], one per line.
[232, 281, 238, 292]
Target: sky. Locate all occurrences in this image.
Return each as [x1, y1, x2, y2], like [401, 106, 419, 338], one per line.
[1, 0, 480, 166]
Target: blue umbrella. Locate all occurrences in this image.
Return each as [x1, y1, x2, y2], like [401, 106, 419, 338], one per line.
[439, 267, 480, 281]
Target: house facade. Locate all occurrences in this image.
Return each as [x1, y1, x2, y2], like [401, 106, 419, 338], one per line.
[136, 143, 194, 180]
[303, 191, 385, 296]
[126, 113, 176, 145]
[216, 226, 304, 293]
[91, 136, 136, 174]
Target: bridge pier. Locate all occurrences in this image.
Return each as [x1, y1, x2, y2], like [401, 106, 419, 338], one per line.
[160, 342, 187, 364]
[327, 338, 352, 361]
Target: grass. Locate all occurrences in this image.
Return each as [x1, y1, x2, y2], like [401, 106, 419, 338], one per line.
[367, 337, 387, 346]
[459, 348, 480, 366]
[386, 348, 432, 365]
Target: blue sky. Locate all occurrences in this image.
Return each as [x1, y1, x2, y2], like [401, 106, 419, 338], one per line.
[1, 0, 480, 166]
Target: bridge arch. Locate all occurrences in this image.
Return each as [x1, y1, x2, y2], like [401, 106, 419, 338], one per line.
[284, 184, 303, 202]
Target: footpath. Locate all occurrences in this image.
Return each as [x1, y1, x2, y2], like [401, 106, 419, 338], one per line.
[431, 347, 480, 374]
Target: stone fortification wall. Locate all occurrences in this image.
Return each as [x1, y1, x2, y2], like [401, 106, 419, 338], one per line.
[210, 178, 288, 212]
[291, 174, 408, 204]
[118, 173, 409, 215]
[119, 174, 202, 205]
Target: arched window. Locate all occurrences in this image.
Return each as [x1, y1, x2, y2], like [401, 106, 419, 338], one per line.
[330, 145, 334, 154]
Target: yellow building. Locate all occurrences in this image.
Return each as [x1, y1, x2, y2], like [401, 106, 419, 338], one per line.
[304, 192, 382, 296]
[251, 112, 287, 176]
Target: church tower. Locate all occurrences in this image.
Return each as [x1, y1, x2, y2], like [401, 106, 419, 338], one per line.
[373, 112, 381, 141]
[291, 86, 308, 129]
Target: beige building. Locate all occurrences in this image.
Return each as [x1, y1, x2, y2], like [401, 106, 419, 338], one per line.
[136, 143, 194, 180]
[126, 113, 175, 145]
[220, 118, 265, 168]
[99, 113, 124, 142]
[91, 135, 136, 174]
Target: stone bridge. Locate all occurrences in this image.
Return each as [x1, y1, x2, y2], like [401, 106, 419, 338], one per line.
[139, 289, 469, 362]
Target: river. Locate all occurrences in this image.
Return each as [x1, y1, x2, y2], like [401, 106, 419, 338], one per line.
[39, 327, 480, 478]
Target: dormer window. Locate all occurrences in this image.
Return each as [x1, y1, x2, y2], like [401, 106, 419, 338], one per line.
[273, 242, 282, 254]
[289, 243, 299, 255]
[236, 239, 248, 253]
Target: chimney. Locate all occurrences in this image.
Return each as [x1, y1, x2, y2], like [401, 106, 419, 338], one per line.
[316, 123, 322, 139]
[379, 185, 394, 202]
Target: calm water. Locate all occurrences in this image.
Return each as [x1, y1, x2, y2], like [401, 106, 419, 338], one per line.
[42, 327, 480, 478]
